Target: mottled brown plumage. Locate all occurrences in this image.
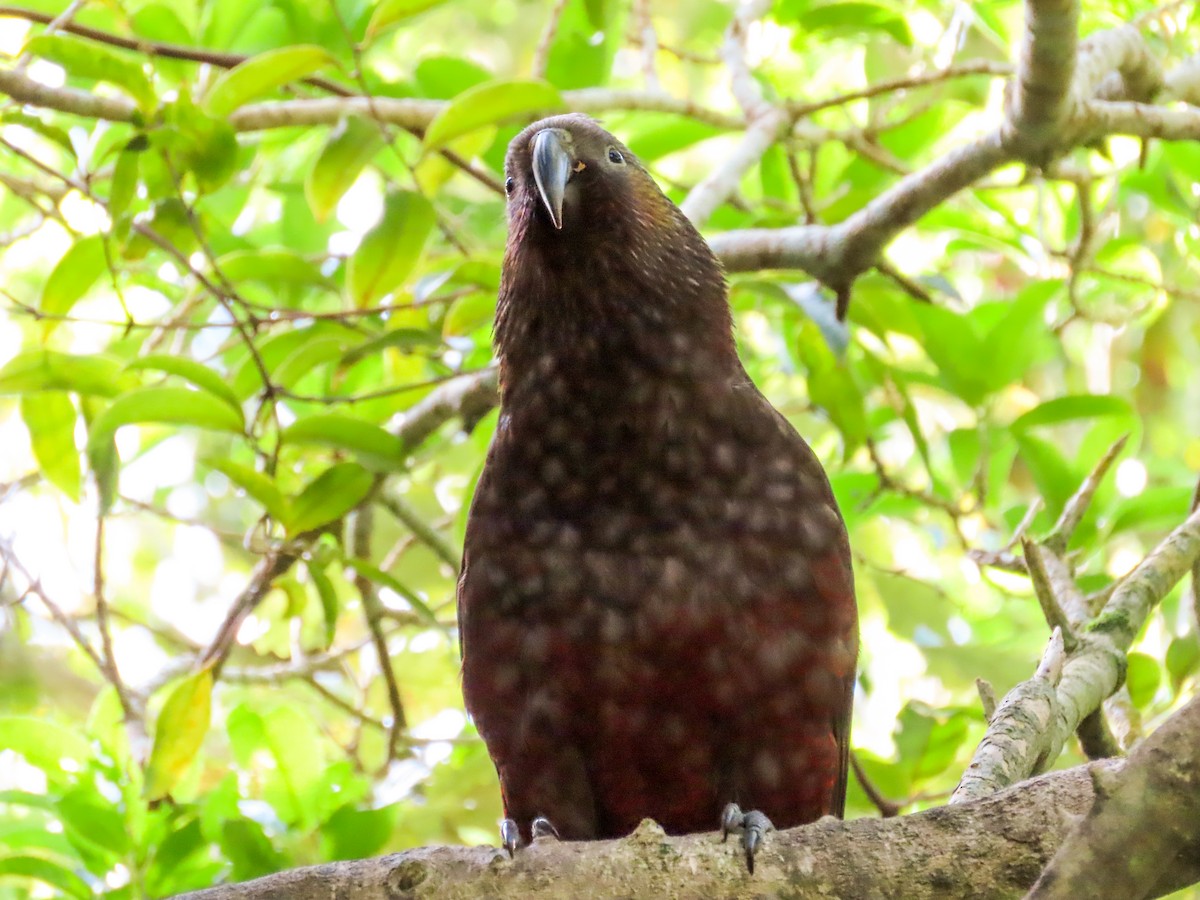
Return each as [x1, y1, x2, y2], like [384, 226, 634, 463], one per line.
[458, 115, 857, 858]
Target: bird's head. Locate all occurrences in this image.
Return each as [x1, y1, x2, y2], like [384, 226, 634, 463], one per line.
[503, 114, 684, 247]
[496, 114, 734, 381]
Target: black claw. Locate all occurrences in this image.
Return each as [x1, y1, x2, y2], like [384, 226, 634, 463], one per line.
[718, 803, 774, 874]
[500, 818, 521, 857]
[531, 816, 560, 840]
[720, 802, 743, 842]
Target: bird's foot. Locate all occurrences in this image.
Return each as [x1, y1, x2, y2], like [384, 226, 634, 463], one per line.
[500, 816, 560, 856]
[720, 803, 774, 874]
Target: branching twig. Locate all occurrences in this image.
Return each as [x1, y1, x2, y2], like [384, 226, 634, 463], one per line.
[351, 505, 407, 760]
[954, 506, 1200, 803]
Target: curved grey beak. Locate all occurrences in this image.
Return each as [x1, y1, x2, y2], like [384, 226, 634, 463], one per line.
[531, 129, 573, 230]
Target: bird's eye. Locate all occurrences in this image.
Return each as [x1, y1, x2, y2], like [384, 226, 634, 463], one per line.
[505, 176, 514, 194]
[607, 148, 624, 165]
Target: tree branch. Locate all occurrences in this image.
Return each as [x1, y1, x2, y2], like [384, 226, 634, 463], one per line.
[171, 756, 1200, 900]
[1027, 696, 1200, 900]
[952, 506, 1200, 803]
[1006, 0, 1079, 149]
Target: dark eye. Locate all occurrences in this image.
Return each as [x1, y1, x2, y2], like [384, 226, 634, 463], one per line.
[505, 176, 514, 194]
[607, 148, 624, 164]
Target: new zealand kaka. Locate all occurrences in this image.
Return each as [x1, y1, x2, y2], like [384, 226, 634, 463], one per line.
[457, 114, 858, 869]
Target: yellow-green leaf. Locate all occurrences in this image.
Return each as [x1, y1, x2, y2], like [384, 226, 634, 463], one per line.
[282, 414, 404, 466]
[216, 248, 331, 288]
[305, 559, 339, 647]
[422, 79, 563, 151]
[286, 462, 373, 535]
[347, 190, 435, 307]
[0, 856, 91, 900]
[203, 45, 337, 117]
[305, 117, 386, 222]
[41, 236, 107, 333]
[204, 457, 288, 522]
[21, 393, 80, 501]
[0, 717, 91, 777]
[0, 351, 126, 397]
[127, 355, 242, 413]
[145, 669, 213, 800]
[85, 387, 246, 487]
[25, 35, 156, 112]
[365, 0, 448, 39]
[86, 387, 244, 453]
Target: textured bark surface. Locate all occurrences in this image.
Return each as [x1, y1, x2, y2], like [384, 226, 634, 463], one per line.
[1027, 696, 1200, 900]
[173, 760, 1198, 900]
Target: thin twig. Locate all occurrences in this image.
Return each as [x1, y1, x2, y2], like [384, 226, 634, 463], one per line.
[92, 515, 139, 723]
[531, 0, 569, 81]
[351, 505, 407, 762]
[850, 753, 902, 817]
[377, 488, 460, 573]
[1045, 434, 1129, 554]
[0, 539, 107, 675]
[632, 0, 661, 91]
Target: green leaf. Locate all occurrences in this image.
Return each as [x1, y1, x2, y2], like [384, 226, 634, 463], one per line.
[282, 414, 404, 465]
[285, 462, 374, 534]
[347, 190, 436, 307]
[581, 0, 611, 29]
[797, 321, 866, 454]
[322, 804, 396, 860]
[1166, 636, 1200, 690]
[216, 248, 331, 288]
[977, 282, 1058, 391]
[220, 818, 286, 881]
[127, 355, 242, 413]
[56, 787, 131, 856]
[544, 0, 625, 89]
[343, 557, 442, 627]
[21, 393, 80, 501]
[910, 304, 990, 404]
[365, 0, 448, 39]
[1014, 433, 1076, 518]
[227, 705, 326, 827]
[0, 110, 73, 154]
[342, 328, 441, 365]
[109, 140, 143, 222]
[203, 46, 338, 116]
[1010, 395, 1135, 434]
[1125, 652, 1161, 708]
[40, 235, 107, 331]
[25, 34, 156, 112]
[1108, 487, 1192, 536]
[145, 669, 214, 800]
[0, 855, 91, 900]
[85, 387, 244, 508]
[305, 559, 339, 647]
[791, 2, 913, 47]
[204, 458, 288, 522]
[422, 79, 563, 150]
[86, 387, 244, 464]
[0, 717, 91, 777]
[305, 117, 386, 222]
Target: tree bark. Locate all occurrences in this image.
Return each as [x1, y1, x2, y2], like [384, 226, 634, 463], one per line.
[1027, 696, 1200, 900]
[174, 759, 1200, 900]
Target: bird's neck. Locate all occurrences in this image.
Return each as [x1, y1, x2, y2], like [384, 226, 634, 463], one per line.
[494, 231, 738, 407]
